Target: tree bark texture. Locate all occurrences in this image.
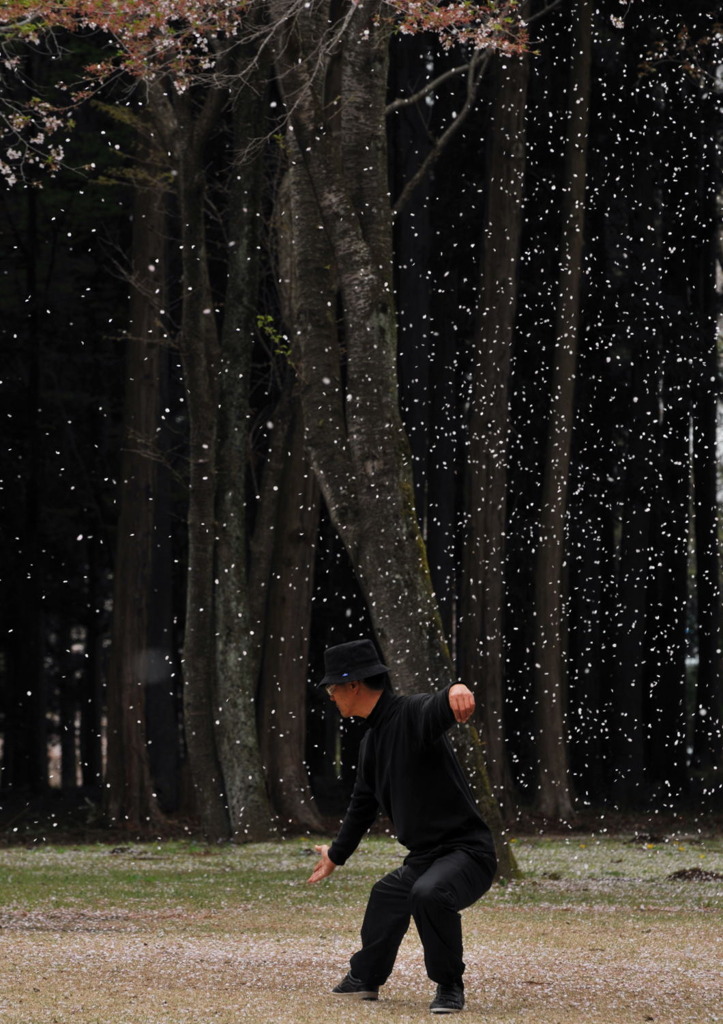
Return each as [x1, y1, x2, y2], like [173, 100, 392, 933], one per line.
[460, 47, 529, 815]
[271, 0, 449, 690]
[214, 74, 275, 840]
[271, 0, 517, 878]
[533, 0, 592, 820]
[258, 399, 323, 832]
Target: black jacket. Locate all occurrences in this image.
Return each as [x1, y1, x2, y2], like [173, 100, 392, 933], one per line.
[328, 686, 496, 868]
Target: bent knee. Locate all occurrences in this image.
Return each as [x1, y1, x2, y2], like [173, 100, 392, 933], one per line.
[410, 879, 457, 913]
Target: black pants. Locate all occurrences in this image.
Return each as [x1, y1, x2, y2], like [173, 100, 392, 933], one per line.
[349, 849, 495, 988]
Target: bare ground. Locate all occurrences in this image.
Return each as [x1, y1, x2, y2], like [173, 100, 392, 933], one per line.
[0, 837, 720, 1024]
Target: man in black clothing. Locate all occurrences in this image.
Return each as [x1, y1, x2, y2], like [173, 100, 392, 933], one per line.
[307, 639, 497, 1014]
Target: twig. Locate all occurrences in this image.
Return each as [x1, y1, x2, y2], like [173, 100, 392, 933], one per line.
[526, 0, 566, 25]
[392, 49, 491, 217]
[386, 61, 473, 115]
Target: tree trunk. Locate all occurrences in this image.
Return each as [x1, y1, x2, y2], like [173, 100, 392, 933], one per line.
[104, 176, 165, 830]
[214, 74, 275, 841]
[610, 350, 659, 806]
[80, 533, 105, 789]
[533, 0, 592, 820]
[258, 399, 324, 832]
[144, 349, 181, 813]
[690, 60, 722, 775]
[459, 45, 529, 815]
[646, 366, 688, 796]
[391, 35, 434, 527]
[272, 0, 449, 688]
[271, 0, 518, 879]
[4, 186, 47, 795]
[692, 335, 722, 771]
[170, 90, 230, 839]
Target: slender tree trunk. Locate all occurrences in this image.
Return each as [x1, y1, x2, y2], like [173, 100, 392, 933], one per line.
[146, 71, 274, 838]
[170, 90, 230, 839]
[647, 372, 688, 796]
[533, 0, 592, 820]
[6, 187, 47, 794]
[608, 10, 666, 807]
[690, 65, 722, 774]
[144, 349, 181, 813]
[459, 45, 529, 815]
[611, 352, 660, 805]
[259, 152, 330, 833]
[104, 177, 165, 830]
[80, 534, 105, 789]
[566, 496, 611, 798]
[391, 35, 433, 526]
[59, 640, 78, 792]
[692, 339, 722, 770]
[214, 74, 275, 841]
[258, 400, 324, 832]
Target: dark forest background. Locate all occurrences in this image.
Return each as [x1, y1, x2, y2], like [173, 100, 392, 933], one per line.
[0, 0, 721, 845]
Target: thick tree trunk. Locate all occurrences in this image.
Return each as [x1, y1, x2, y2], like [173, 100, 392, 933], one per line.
[104, 177, 165, 830]
[271, 0, 518, 879]
[273, 0, 449, 688]
[533, 0, 592, 820]
[459, 47, 529, 815]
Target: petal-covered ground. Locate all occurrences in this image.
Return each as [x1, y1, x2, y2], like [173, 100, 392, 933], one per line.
[0, 834, 720, 1023]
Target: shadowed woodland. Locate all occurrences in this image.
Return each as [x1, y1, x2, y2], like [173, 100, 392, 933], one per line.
[0, 0, 721, 850]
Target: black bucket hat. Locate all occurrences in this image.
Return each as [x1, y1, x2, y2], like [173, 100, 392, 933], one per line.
[318, 639, 389, 689]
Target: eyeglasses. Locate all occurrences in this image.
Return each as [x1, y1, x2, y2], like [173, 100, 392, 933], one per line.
[325, 681, 355, 696]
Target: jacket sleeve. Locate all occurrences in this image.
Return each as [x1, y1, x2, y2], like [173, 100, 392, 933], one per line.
[328, 737, 379, 866]
[411, 686, 457, 747]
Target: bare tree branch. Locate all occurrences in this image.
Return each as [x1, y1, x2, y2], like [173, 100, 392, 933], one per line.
[392, 49, 491, 217]
[527, 0, 566, 24]
[386, 60, 472, 115]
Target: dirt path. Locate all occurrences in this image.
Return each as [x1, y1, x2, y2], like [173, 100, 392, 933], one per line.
[0, 900, 719, 1024]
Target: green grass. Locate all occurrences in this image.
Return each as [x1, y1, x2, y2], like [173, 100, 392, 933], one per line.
[2, 832, 720, 912]
[0, 832, 720, 1023]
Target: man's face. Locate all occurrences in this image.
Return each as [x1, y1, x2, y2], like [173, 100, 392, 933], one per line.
[326, 681, 358, 717]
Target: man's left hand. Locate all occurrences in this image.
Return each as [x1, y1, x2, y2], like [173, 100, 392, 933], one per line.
[449, 683, 475, 723]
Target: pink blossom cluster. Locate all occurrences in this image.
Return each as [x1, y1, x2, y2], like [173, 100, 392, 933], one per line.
[0, 0, 253, 183]
[1, 101, 67, 185]
[0, 0, 528, 185]
[384, 0, 527, 54]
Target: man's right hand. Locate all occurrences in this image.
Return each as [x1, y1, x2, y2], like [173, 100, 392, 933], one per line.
[307, 844, 336, 884]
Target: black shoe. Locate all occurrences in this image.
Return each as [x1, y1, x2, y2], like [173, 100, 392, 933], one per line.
[430, 982, 465, 1013]
[332, 972, 379, 1000]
